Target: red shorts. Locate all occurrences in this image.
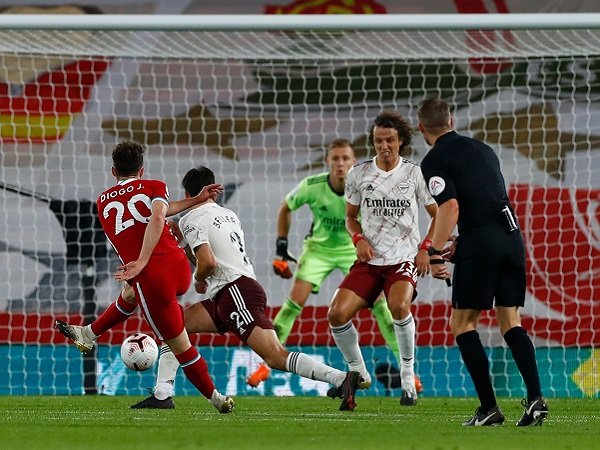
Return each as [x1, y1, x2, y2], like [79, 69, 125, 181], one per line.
[131, 251, 192, 341]
[338, 260, 418, 306]
[202, 276, 274, 342]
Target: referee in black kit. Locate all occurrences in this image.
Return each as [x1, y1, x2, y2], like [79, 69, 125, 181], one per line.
[416, 98, 548, 427]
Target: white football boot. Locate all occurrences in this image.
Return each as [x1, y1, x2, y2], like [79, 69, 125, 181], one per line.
[210, 390, 235, 414]
[54, 320, 96, 353]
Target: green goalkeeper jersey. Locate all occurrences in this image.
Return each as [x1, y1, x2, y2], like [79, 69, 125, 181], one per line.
[285, 172, 353, 252]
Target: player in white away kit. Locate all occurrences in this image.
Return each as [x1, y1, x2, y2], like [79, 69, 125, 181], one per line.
[132, 166, 361, 411]
[327, 111, 438, 406]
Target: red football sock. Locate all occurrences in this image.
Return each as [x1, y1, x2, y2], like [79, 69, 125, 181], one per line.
[90, 294, 137, 336]
[175, 346, 216, 399]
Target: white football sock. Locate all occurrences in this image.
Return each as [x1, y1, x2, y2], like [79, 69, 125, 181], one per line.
[330, 321, 370, 384]
[285, 352, 346, 387]
[154, 344, 178, 400]
[84, 325, 98, 341]
[393, 313, 416, 393]
[209, 389, 226, 408]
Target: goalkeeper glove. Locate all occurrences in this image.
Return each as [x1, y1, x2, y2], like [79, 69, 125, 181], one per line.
[272, 259, 293, 279]
[275, 237, 297, 263]
[273, 237, 296, 279]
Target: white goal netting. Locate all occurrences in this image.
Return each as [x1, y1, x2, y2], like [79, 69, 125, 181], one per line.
[0, 22, 598, 398]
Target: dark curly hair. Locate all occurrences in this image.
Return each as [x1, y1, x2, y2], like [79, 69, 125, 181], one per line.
[112, 140, 144, 176]
[368, 111, 412, 153]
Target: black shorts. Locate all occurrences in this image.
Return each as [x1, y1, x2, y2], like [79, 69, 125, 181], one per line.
[451, 223, 526, 310]
[201, 276, 274, 342]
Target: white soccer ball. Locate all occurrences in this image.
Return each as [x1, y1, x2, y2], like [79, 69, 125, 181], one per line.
[120, 333, 159, 371]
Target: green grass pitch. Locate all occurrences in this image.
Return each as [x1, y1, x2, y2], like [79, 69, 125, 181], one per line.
[1, 396, 598, 449]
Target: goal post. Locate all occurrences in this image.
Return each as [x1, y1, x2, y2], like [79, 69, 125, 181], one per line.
[0, 14, 598, 398]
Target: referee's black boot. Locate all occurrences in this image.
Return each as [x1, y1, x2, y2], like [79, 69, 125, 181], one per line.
[516, 397, 549, 426]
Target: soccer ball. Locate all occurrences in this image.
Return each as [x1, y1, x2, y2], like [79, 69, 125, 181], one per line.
[120, 333, 159, 371]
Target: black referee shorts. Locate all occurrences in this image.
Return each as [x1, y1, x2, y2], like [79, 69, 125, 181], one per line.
[451, 223, 526, 310]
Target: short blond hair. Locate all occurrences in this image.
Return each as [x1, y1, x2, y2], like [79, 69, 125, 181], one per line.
[328, 138, 353, 151]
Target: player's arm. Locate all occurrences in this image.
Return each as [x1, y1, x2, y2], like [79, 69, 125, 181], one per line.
[166, 183, 223, 216]
[167, 219, 196, 264]
[193, 243, 217, 294]
[277, 201, 292, 238]
[115, 200, 167, 281]
[346, 202, 373, 263]
[415, 202, 438, 276]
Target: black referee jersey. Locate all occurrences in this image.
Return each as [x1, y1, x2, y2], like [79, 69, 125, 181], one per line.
[420, 131, 514, 234]
[421, 130, 525, 309]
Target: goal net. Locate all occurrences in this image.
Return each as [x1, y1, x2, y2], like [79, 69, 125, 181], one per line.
[0, 16, 598, 399]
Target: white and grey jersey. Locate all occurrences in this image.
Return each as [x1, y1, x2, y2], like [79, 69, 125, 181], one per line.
[179, 202, 256, 298]
[345, 157, 435, 266]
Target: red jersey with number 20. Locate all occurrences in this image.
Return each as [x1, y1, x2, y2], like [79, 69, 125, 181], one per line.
[97, 178, 182, 264]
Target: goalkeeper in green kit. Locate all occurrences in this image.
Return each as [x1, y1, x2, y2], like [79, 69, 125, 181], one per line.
[247, 138, 423, 393]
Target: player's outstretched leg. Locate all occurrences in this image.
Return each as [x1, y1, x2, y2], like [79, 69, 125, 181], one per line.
[54, 320, 96, 353]
[281, 349, 361, 411]
[338, 371, 361, 411]
[247, 298, 303, 388]
[516, 397, 549, 426]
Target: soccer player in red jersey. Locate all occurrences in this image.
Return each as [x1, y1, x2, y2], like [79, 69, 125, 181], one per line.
[56, 140, 233, 413]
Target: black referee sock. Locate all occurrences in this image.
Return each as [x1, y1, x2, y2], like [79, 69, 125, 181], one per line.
[455, 330, 497, 413]
[503, 326, 543, 401]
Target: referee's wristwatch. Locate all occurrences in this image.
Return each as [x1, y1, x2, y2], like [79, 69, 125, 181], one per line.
[427, 246, 442, 257]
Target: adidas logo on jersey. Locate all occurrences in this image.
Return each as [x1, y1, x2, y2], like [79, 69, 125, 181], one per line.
[319, 205, 328, 211]
[365, 184, 375, 191]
